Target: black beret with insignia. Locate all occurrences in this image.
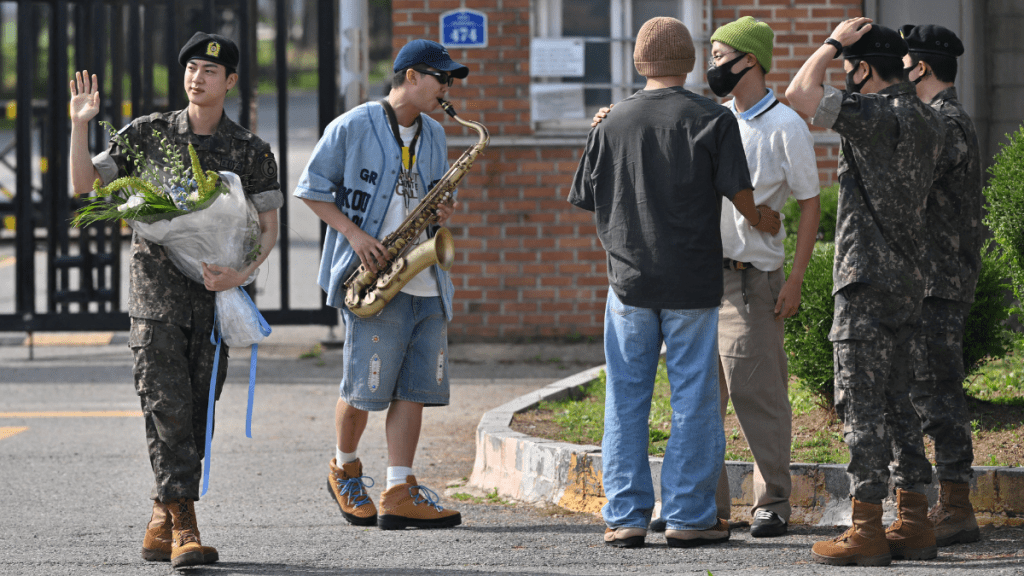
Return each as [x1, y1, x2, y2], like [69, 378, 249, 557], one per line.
[178, 32, 240, 72]
[899, 24, 964, 59]
[842, 24, 908, 60]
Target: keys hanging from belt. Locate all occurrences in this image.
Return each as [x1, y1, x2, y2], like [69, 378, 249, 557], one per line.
[724, 259, 755, 313]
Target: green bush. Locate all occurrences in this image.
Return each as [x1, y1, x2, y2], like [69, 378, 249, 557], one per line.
[782, 184, 838, 263]
[784, 242, 836, 410]
[963, 240, 1014, 376]
[983, 125, 1024, 317]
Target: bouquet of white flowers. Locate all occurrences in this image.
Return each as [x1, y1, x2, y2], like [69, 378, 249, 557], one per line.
[73, 123, 268, 347]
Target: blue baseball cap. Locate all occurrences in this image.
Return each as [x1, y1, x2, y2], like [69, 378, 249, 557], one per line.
[393, 39, 469, 79]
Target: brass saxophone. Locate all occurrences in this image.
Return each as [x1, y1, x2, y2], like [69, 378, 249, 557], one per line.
[343, 98, 490, 318]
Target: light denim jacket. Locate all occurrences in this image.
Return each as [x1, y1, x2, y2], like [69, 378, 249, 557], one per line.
[294, 101, 456, 320]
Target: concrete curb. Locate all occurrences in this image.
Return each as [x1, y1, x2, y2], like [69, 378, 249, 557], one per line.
[468, 365, 1024, 526]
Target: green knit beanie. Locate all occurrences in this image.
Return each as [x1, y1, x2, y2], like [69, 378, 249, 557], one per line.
[710, 16, 774, 73]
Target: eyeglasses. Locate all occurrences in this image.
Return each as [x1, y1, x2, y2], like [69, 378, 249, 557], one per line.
[708, 50, 743, 68]
[412, 67, 454, 87]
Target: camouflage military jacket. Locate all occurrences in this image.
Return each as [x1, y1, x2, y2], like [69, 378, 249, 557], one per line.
[811, 82, 945, 297]
[923, 87, 983, 303]
[92, 109, 283, 327]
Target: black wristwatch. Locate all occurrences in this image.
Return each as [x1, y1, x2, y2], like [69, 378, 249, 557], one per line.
[823, 38, 843, 59]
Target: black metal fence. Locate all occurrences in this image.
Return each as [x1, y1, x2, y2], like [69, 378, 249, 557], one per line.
[0, 0, 340, 332]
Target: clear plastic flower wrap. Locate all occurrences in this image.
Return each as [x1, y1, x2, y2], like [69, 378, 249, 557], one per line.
[129, 171, 268, 347]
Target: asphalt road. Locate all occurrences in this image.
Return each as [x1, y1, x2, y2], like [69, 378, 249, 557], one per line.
[1, 330, 1022, 575]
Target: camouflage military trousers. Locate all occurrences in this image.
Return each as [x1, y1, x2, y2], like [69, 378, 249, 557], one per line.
[129, 315, 228, 502]
[830, 282, 931, 504]
[895, 297, 973, 483]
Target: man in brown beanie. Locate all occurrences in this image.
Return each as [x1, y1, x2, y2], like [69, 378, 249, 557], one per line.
[569, 16, 777, 550]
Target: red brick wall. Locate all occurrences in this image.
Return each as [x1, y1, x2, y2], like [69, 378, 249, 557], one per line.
[391, 0, 860, 340]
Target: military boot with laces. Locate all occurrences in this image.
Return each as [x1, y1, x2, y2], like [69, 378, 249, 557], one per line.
[812, 499, 892, 566]
[166, 498, 207, 568]
[141, 500, 218, 563]
[885, 488, 937, 560]
[930, 480, 980, 547]
[378, 475, 461, 530]
[328, 458, 378, 526]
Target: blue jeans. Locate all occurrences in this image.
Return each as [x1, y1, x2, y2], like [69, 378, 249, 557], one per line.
[339, 292, 449, 411]
[602, 290, 724, 530]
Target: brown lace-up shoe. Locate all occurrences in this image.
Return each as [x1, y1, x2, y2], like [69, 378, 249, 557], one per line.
[328, 458, 378, 526]
[812, 499, 892, 566]
[166, 498, 208, 568]
[141, 500, 218, 563]
[378, 475, 461, 530]
[665, 517, 730, 548]
[930, 480, 980, 547]
[886, 488, 937, 560]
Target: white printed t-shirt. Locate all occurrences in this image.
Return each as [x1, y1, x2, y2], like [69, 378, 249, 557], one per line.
[378, 123, 438, 296]
[721, 89, 819, 272]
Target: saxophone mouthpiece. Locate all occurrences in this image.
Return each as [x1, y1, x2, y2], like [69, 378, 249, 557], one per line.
[437, 98, 459, 118]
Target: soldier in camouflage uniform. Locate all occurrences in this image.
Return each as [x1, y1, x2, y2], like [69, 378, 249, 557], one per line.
[889, 24, 983, 548]
[68, 33, 282, 568]
[786, 19, 945, 566]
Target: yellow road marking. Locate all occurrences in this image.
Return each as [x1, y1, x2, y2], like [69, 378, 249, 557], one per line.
[0, 427, 28, 440]
[0, 411, 142, 418]
[23, 332, 114, 346]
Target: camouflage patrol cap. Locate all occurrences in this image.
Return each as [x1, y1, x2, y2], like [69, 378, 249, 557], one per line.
[899, 24, 964, 59]
[842, 24, 908, 60]
[178, 32, 239, 73]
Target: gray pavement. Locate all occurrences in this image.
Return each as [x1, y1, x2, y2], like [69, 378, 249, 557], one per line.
[2, 327, 1022, 575]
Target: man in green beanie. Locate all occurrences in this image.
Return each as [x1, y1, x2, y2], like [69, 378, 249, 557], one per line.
[595, 16, 819, 539]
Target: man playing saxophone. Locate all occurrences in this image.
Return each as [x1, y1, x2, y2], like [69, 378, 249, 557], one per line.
[295, 39, 465, 530]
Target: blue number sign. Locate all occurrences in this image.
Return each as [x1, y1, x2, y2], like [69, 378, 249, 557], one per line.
[440, 9, 487, 49]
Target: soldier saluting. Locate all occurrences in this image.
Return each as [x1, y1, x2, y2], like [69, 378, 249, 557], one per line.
[786, 19, 945, 566]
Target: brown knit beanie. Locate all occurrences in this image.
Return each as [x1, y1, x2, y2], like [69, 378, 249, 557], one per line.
[634, 17, 695, 77]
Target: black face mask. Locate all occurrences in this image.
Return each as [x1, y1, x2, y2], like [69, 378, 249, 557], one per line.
[904, 65, 927, 85]
[845, 65, 872, 94]
[706, 53, 754, 97]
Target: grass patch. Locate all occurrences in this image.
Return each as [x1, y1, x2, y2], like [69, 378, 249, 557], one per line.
[511, 357, 1024, 467]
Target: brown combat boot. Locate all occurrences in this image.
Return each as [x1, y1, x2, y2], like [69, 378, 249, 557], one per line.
[886, 488, 937, 560]
[930, 480, 980, 547]
[811, 499, 892, 566]
[378, 475, 461, 530]
[328, 458, 378, 526]
[141, 500, 218, 563]
[166, 498, 208, 568]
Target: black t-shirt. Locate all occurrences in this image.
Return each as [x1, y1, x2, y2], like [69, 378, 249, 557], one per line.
[569, 87, 752, 309]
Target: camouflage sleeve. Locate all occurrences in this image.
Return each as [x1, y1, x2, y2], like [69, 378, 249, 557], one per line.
[935, 114, 968, 180]
[828, 90, 899, 151]
[810, 84, 843, 130]
[245, 142, 283, 213]
[91, 121, 142, 185]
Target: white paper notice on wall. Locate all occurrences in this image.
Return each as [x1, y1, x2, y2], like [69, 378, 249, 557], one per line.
[530, 83, 585, 122]
[530, 38, 585, 77]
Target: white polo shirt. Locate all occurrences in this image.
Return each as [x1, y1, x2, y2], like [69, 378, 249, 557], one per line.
[721, 89, 819, 272]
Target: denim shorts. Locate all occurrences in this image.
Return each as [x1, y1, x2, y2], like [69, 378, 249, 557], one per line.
[339, 292, 450, 411]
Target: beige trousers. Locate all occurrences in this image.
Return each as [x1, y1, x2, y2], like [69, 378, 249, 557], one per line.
[716, 266, 792, 521]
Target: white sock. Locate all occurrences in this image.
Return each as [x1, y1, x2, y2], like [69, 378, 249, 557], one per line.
[337, 448, 358, 465]
[386, 466, 414, 490]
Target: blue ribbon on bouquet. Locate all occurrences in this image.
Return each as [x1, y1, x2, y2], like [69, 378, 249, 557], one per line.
[200, 286, 272, 496]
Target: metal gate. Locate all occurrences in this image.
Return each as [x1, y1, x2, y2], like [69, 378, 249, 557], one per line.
[0, 0, 340, 332]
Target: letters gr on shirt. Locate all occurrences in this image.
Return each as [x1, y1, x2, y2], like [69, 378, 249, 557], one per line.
[336, 168, 446, 229]
[336, 168, 379, 227]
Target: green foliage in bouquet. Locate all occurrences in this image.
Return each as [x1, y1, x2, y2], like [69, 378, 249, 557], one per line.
[71, 122, 227, 227]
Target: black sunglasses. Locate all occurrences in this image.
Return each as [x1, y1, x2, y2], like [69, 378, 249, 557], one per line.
[412, 67, 454, 87]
